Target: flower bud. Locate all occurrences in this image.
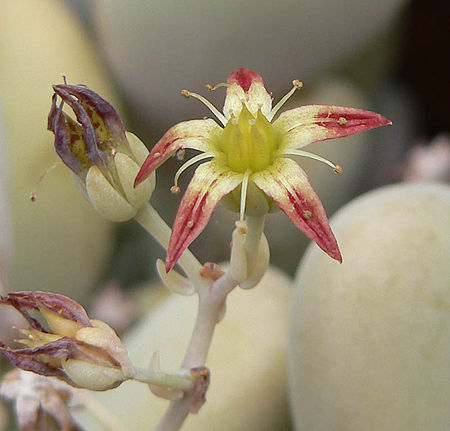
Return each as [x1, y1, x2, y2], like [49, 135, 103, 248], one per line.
[48, 84, 155, 221]
[0, 291, 133, 391]
[62, 358, 126, 391]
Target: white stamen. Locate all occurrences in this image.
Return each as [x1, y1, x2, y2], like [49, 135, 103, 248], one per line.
[206, 82, 229, 91]
[240, 170, 251, 221]
[173, 152, 214, 188]
[181, 89, 227, 127]
[267, 80, 303, 122]
[30, 161, 62, 202]
[285, 149, 342, 173]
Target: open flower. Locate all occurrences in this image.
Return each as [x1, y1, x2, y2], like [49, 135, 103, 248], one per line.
[48, 83, 154, 221]
[135, 68, 391, 271]
[0, 291, 133, 391]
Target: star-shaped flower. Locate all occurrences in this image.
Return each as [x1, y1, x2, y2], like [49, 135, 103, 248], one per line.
[135, 68, 391, 272]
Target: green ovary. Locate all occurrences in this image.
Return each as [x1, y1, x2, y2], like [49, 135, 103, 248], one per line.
[215, 105, 281, 173]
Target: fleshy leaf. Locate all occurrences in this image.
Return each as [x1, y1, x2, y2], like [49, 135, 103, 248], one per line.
[252, 158, 342, 262]
[275, 104, 392, 150]
[166, 161, 243, 272]
[134, 119, 220, 186]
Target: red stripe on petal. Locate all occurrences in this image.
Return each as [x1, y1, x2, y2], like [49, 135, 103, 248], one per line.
[134, 119, 219, 186]
[166, 162, 242, 272]
[314, 105, 391, 138]
[275, 105, 391, 151]
[252, 158, 342, 262]
[227, 68, 265, 92]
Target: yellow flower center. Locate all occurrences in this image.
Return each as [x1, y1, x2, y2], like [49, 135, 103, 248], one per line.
[213, 104, 281, 174]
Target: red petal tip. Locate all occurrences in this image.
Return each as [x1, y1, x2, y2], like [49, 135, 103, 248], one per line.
[329, 247, 343, 263]
[134, 165, 147, 188]
[227, 68, 265, 92]
[165, 259, 175, 274]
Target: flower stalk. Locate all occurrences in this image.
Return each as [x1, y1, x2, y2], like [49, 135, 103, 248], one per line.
[157, 270, 239, 431]
[132, 366, 194, 392]
[134, 202, 203, 284]
[244, 215, 266, 275]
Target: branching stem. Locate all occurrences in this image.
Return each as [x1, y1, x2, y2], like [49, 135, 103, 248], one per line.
[156, 272, 239, 431]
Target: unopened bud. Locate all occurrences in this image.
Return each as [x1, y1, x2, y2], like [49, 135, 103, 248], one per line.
[62, 359, 126, 391]
[0, 291, 133, 391]
[86, 166, 137, 222]
[48, 84, 155, 222]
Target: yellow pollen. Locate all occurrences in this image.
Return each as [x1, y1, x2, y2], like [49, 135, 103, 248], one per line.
[303, 210, 312, 220]
[153, 152, 161, 158]
[170, 185, 181, 194]
[338, 117, 347, 126]
[334, 165, 344, 174]
[181, 88, 228, 126]
[187, 220, 194, 228]
[267, 78, 304, 121]
[236, 220, 248, 234]
[285, 149, 343, 174]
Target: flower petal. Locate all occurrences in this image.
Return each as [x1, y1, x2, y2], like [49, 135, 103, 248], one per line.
[252, 158, 342, 262]
[47, 94, 87, 177]
[53, 84, 128, 150]
[274, 105, 392, 150]
[51, 85, 107, 168]
[166, 161, 243, 272]
[134, 119, 220, 186]
[223, 68, 272, 119]
[0, 339, 82, 385]
[0, 291, 92, 331]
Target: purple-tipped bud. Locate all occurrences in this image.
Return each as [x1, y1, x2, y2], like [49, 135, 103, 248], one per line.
[0, 291, 133, 391]
[47, 83, 155, 221]
[48, 84, 128, 179]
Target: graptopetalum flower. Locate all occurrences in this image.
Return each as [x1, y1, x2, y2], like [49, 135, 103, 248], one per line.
[47, 83, 154, 221]
[135, 68, 391, 271]
[0, 291, 133, 391]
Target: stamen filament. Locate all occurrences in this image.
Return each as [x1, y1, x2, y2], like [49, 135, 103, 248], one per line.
[267, 80, 303, 122]
[181, 89, 228, 127]
[239, 170, 251, 221]
[206, 83, 230, 91]
[173, 152, 214, 189]
[285, 149, 343, 174]
[30, 161, 62, 201]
